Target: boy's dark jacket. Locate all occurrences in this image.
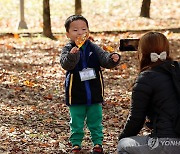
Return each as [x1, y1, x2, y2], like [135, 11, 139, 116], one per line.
[60, 40, 120, 106]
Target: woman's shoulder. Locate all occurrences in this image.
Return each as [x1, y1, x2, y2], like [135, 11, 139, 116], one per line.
[139, 69, 158, 79]
[137, 62, 175, 85]
[139, 60, 176, 77]
[137, 69, 166, 85]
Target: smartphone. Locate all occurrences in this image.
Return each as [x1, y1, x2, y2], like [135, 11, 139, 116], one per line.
[119, 39, 139, 51]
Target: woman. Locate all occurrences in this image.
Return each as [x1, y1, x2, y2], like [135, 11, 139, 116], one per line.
[117, 32, 180, 154]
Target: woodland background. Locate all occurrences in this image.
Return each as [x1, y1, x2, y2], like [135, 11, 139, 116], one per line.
[0, 0, 180, 153]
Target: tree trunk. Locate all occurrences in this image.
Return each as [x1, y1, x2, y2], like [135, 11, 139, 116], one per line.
[75, 0, 82, 15]
[140, 0, 151, 18]
[18, 0, 28, 29]
[43, 0, 56, 39]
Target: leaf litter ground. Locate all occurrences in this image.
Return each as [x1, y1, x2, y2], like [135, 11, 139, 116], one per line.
[0, 31, 180, 153]
[0, 1, 180, 153]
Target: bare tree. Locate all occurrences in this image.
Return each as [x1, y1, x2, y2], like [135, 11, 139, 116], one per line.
[140, 0, 151, 18]
[43, 0, 56, 39]
[75, 0, 82, 15]
[18, 0, 28, 29]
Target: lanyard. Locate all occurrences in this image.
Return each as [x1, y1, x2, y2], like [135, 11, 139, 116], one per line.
[80, 41, 89, 69]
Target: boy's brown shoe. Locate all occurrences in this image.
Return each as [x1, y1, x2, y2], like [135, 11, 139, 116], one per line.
[92, 144, 104, 154]
[71, 145, 81, 154]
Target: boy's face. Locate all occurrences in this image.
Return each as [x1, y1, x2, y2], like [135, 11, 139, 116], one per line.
[66, 20, 89, 41]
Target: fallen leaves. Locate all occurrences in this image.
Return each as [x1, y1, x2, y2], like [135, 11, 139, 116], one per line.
[44, 94, 53, 100]
[8, 127, 15, 133]
[120, 63, 128, 70]
[13, 33, 20, 39]
[23, 80, 35, 87]
[103, 45, 114, 52]
[0, 31, 179, 153]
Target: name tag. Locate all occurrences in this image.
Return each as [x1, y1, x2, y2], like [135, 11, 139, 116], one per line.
[79, 68, 96, 81]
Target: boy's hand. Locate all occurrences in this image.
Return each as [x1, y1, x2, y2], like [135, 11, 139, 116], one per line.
[70, 47, 79, 54]
[111, 53, 120, 62]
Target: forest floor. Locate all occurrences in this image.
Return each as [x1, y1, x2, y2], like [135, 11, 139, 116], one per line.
[0, 0, 180, 153]
[0, 31, 180, 154]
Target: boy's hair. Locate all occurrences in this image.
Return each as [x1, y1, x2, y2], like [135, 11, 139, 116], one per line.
[64, 15, 89, 32]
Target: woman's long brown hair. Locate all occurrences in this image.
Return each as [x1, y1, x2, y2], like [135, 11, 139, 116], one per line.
[137, 31, 172, 72]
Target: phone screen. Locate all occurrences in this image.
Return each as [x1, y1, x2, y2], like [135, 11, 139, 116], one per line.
[119, 39, 139, 51]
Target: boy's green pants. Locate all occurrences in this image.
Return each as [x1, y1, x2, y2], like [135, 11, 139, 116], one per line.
[69, 103, 103, 147]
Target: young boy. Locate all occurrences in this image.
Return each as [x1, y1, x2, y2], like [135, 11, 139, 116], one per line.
[60, 15, 120, 154]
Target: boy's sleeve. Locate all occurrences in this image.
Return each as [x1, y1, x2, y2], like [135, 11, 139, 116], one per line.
[93, 44, 121, 69]
[60, 44, 80, 70]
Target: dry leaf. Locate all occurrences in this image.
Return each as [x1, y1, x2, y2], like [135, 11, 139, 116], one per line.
[120, 63, 127, 70]
[75, 33, 87, 48]
[9, 127, 15, 133]
[44, 118, 53, 123]
[23, 80, 35, 87]
[103, 45, 114, 52]
[6, 44, 13, 49]
[44, 94, 53, 100]
[13, 33, 19, 39]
